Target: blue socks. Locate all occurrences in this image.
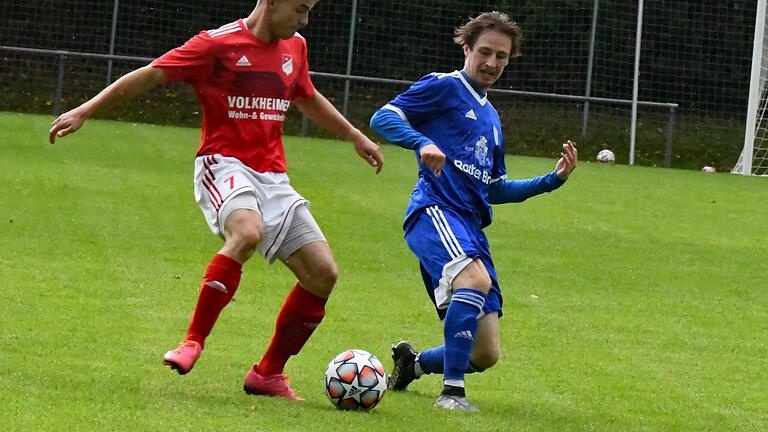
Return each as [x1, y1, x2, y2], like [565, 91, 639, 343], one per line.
[416, 345, 484, 375]
[441, 288, 485, 388]
[416, 346, 444, 374]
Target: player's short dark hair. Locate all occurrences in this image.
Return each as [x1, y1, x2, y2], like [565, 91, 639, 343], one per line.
[454, 11, 523, 58]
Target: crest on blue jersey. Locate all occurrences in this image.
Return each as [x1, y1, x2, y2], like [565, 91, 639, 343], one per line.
[474, 135, 489, 166]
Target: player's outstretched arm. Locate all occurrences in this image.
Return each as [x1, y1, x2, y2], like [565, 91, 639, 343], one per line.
[49, 65, 168, 144]
[294, 91, 383, 173]
[488, 140, 578, 205]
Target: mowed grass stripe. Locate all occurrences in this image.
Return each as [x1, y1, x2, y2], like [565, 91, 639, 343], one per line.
[0, 111, 766, 431]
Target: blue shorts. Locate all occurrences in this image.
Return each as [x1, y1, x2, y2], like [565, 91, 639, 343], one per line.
[404, 205, 503, 320]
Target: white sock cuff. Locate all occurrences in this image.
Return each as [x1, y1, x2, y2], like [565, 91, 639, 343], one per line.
[444, 379, 465, 388]
[414, 353, 425, 377]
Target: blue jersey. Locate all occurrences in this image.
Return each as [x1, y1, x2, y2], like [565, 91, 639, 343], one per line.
[383, 70, 506, 228]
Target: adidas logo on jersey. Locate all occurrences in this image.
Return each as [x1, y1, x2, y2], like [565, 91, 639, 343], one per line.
[454, 330, 474, 340]
[465, 109, 477, 120]
[236, 55, 251, 67]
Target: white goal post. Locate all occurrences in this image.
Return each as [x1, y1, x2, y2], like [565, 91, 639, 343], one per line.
[735, 0, 768, 176]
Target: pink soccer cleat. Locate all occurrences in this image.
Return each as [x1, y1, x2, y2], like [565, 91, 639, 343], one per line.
[163, 340, 202, 375]
[243, 365, 304, 401]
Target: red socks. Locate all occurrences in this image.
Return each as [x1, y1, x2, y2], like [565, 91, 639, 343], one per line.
[185, 254, 242, 347]
[256, 283, 327, 375]
[183, 258, 324, 375]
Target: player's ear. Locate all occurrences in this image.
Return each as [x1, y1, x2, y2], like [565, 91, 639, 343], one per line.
[463, 44, 471, 58]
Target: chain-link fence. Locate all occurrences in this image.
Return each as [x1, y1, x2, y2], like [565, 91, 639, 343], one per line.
[1, 1, 758, 169]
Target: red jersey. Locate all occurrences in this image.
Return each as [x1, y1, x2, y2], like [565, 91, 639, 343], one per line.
[152, 19, 316, 173]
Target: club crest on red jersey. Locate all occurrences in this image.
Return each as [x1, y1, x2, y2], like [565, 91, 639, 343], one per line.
[282, 54, 294, 76]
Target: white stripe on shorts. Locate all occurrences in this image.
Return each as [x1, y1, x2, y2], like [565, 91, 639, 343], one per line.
[433, 206, 464, 255]
[426, 206, 464, 258]
[426, 206, 458, 258]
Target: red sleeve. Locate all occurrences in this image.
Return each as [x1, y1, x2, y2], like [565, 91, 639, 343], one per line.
[293, 37, 316, 99]
[152, 32, 215, 83]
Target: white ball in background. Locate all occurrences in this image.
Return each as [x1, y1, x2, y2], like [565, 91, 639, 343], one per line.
[596, 149, 615, 164]
[701, 166, 717, 173]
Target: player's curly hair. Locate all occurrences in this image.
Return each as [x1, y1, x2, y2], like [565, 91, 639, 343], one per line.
[454, 11, 523, 58]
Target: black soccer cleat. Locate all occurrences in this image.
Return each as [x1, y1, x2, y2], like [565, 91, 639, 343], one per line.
[387, 340, 419, 391]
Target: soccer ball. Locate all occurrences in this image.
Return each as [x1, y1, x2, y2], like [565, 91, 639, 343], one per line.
[701, 165, 717, 173]
[324, 349, 387, 411]
[596, 149, 616, 164]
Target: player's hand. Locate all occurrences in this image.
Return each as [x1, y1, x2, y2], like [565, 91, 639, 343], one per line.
[49, 108, 88, 144]
[352, 135, 384, 174]
[419, 143, 446, 177]
[555, 140, 578, 180]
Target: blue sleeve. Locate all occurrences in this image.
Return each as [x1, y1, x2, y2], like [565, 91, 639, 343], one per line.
[487, 170, 566, 204]
[369, 108, 433, 150]
[387, 73, 450, 125]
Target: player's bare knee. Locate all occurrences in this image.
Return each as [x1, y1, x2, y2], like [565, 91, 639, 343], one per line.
[302, 262, 338, 297]
[224, 209, 262, 243]
[236, 228, 262, 249]
[225, 225, 262, 257]
[463, 272, 492, 293]
[314, 263, 338, 291]
[484, 349, 502, 369]
[455, 261, 492, 293]
[472, 347, 501, 370]
[477, 273, 492, 292]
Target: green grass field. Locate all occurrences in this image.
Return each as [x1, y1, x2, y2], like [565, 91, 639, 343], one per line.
[1, 111, 766, 431]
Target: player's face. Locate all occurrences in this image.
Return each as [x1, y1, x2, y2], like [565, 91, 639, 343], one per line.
[270, 0, 318, 40]
[462, 30, 512, 90]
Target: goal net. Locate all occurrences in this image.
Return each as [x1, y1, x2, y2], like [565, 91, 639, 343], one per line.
[734, 0, 768, 175]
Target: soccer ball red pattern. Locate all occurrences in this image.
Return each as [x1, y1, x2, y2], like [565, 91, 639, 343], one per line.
[324, 349, 387, 410]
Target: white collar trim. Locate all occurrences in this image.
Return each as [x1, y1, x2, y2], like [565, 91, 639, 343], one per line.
[455, 71, 487, 106]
